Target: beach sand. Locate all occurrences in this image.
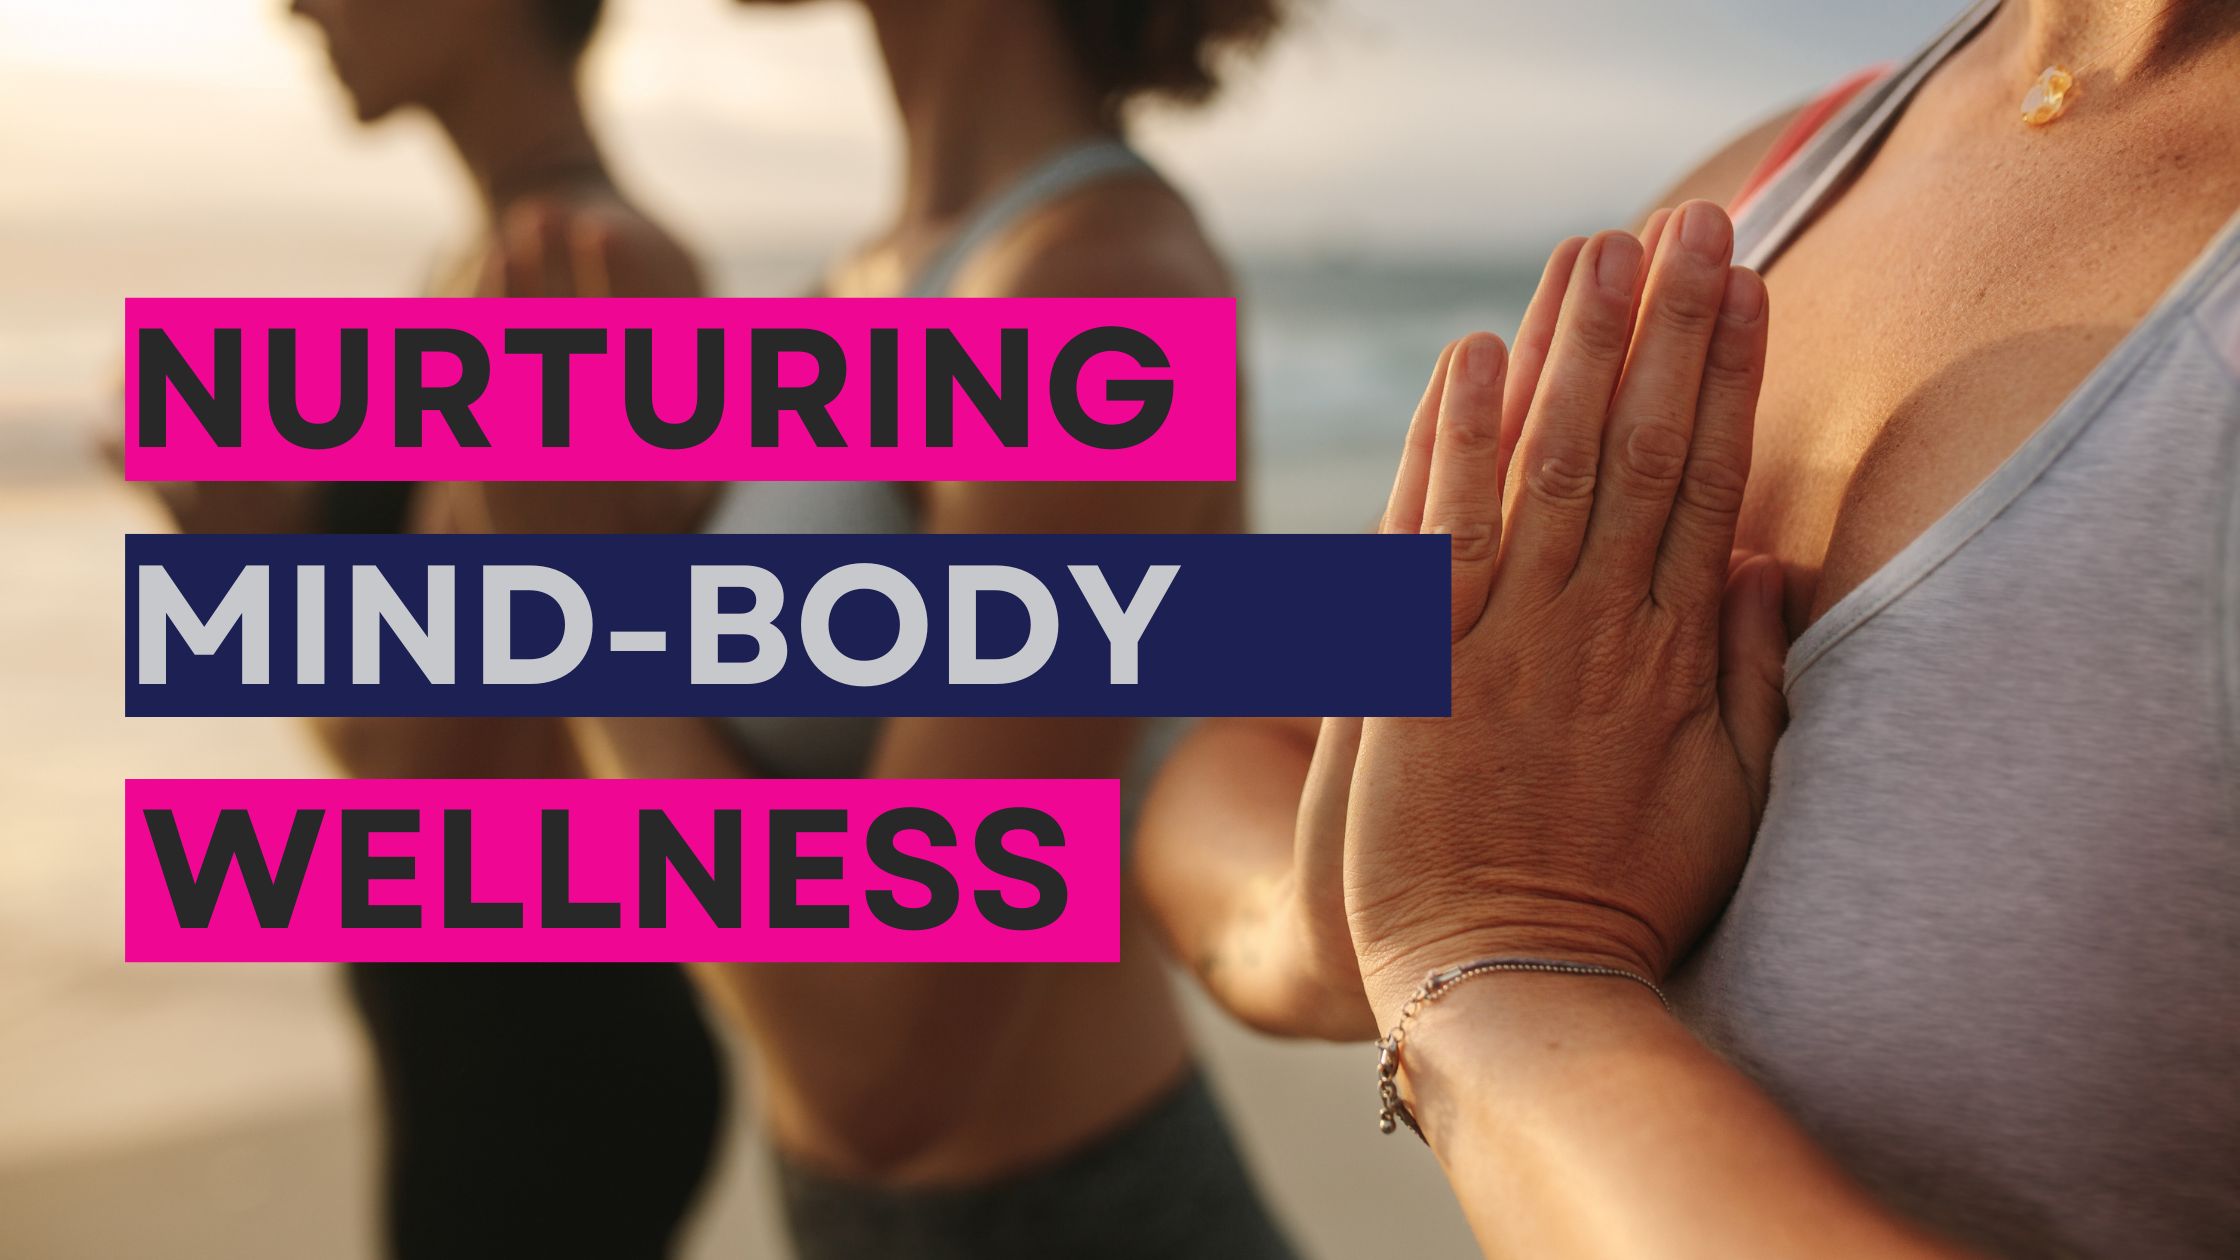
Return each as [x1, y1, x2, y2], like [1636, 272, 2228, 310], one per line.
[0, 447, 1474, 1258]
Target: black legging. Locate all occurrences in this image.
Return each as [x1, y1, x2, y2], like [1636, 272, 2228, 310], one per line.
[324, 487, 724, 1259]
[348, 963, 726, 1259]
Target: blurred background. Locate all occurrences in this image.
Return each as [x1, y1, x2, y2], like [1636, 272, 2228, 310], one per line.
[1, 0, 1959, 1255]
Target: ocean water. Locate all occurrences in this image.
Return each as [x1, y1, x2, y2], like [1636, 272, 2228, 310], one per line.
[1234, 254, 1537, 529]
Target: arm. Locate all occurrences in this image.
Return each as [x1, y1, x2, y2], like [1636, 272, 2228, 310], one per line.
[1343, 204, 1971, 1258]
[1135, 714, 1378, 1040]
[1401, 975, 1966, 1259]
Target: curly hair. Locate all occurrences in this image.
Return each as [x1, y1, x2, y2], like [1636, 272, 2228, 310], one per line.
[1049, 0, 1285, 110]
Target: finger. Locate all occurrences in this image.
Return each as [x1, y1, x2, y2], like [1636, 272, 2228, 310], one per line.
[1578, 200, 1735, 588]
[535, 203, 576, 296]
[1500, 230, 1645, 588]
[1623, 206, 1675, 371]
[1379, 340, 1458, 535]
[1718, 553, 1789, 810]
[570, 214, 615, 300]
[1654, 264, 1768, 609]
[1421, 332, 1509, 638]
[1498, 236, 1587, 494]
[1637, 206, 1676, 265]
[500, 203, 547, 298]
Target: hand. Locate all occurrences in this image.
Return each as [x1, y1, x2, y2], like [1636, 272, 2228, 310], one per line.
[1344, 201, 1791, 1028]
[476, 196, 625, 301]
[1133, 232, 1649, 1041]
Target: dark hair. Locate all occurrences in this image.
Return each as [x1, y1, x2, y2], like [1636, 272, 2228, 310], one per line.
[534, 0, 605, 56]
[1049, 0, 1284, 110]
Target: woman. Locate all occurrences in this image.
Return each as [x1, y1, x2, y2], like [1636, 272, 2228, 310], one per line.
[480, 1, 1297, 1256]
[1141, 0, 2240, 1255]
[149, 3, 726, 1256]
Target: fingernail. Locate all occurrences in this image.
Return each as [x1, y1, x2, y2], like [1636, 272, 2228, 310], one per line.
[1721, 269, 1765, 323]
[1595, 234, 1641, 297]
[1679, 203, 1729, 259]
[1463, 334, 1504, 386]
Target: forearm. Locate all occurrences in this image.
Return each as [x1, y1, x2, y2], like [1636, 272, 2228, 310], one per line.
[1398, 974, 1971, 1260]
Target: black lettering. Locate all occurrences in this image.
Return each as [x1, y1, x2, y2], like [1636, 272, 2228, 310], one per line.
[927, 327, 1027, 447]
[625, 327, 724, 450]
[770, 808, 849, 928]
[974, 807, 1067, 931]
[267, 328, 369, 450]
[342, 809, 421, 929]
[865, 807, 960, 931]
[639, 808, 741, 929]
[1050, 326, 1172, 450]
[542, 809, 620, 927]
[443, 808, 522, 928]
[505, 327, 606, 447]
[393, 327, 492, 448]
[144, 806, 318, 928]
[868, 327, 899, 447]
[137, 327, 241, 448]
[751, 329, 846, 447]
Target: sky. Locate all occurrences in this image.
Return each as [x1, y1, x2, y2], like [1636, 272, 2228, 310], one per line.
[0, 0, 1968, 418]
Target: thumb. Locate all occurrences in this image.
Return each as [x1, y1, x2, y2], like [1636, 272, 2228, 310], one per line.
[1295, 716, 1363, 866]
[1718, 552, 1789, 808]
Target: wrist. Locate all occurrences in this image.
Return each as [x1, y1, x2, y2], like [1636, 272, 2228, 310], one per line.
[1382, 966, 1672, 1150]
[1357, 910, 1666, 1031]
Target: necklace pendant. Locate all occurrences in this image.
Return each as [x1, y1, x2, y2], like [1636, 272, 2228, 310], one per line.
[2021, 65, 2075, 126]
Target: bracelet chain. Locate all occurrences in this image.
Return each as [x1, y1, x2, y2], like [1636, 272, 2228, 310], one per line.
[1376, 957, 1670, 1143]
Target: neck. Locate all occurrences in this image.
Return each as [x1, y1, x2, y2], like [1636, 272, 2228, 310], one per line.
[423, 48, 608, 221]
[2005, 0, 2240, 76]
[861, 0, 1113, 229]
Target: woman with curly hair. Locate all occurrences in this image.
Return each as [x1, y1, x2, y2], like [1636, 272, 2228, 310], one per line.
[484, 0, 1300, 1255]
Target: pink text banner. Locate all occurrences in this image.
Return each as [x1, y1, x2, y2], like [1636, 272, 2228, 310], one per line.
[124, 297, 1236, 482]
[126, 778, 1119, 963]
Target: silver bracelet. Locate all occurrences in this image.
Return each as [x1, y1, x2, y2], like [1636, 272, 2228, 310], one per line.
[1376, 957, 1670, 1142]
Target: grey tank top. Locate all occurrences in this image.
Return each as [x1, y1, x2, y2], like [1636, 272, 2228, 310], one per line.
[706, 139, 1163, 783]
[1667, 4, 2240, 1257]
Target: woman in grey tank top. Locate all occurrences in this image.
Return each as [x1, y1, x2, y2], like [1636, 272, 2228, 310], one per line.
[539, 2, 1296, 1258]
[1142, 1, 2240, 1256]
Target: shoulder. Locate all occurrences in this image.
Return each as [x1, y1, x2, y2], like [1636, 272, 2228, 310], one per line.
[960, 173, 1235, 301]
[930, 170, 1241, 534]
[1648, 103, 1810, 219]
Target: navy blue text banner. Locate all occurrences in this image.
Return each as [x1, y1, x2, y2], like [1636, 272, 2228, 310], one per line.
[126, 533, 1449, 718]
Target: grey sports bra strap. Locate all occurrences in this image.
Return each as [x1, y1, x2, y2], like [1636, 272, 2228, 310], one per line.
[1734, 0, 2000, 272]
[905, 138, 1153, 297]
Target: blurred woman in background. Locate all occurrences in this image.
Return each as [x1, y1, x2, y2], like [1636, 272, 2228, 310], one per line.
[143, 2, 727, 1256]
[478, 0, 1300, 1255]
